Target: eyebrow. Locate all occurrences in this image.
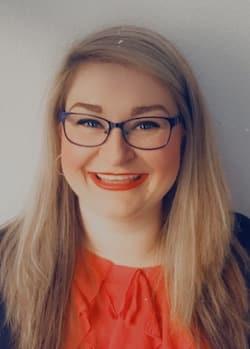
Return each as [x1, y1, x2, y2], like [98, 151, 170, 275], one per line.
[68, 102, 169, 116]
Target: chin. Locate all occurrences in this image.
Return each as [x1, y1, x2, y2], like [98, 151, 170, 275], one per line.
[81, 196, 143, 220]
[100, 203, 140, 219]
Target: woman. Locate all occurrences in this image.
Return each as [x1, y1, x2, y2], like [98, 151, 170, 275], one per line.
[0, 25, 249, 349]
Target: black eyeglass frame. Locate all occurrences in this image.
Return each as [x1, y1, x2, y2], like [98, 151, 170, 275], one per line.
[58, 111, 183, 150]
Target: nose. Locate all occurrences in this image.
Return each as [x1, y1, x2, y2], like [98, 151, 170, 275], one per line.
[97, 128, 136, 166]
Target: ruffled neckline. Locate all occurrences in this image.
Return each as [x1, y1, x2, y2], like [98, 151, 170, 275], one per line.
[81, 248, 162, 285]
[62, 249, 198, 349]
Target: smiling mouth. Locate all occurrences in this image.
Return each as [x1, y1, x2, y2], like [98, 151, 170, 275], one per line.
[88, 172, 148, 191]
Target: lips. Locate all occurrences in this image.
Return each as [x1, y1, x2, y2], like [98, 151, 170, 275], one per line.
[88, 172, 148, 191]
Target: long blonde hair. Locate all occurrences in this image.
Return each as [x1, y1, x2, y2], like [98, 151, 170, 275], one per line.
[0, 25, 248, 349]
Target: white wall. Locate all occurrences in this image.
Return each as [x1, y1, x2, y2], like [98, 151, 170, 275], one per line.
[0, 0, 249, 222]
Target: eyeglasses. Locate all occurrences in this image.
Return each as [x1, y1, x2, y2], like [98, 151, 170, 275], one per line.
[58, 112, 183, 150]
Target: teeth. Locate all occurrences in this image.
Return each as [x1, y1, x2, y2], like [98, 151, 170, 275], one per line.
[96, 174, 140, 182]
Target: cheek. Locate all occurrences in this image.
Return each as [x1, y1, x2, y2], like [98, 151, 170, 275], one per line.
[150, 147, 181, 181]
[147, 130, 183, 181]
[60, 137, 92, 176]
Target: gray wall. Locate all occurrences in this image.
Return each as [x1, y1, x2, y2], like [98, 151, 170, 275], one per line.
[0, 0, 249, 222]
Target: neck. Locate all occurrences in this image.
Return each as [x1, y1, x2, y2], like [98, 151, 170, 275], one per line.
[79, 203, 162, 268]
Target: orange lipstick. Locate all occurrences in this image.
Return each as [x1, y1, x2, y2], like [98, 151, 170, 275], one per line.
[88, 172, 148, 191]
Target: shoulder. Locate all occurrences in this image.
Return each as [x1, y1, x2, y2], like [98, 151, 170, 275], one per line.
[0, 230, 15, 348]
[0, 299, 14, 348]
[231, 212, 250, 289]
[233, 212, 250, 254]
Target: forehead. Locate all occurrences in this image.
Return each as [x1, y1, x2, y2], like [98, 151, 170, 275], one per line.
[65, 62, 178, 114]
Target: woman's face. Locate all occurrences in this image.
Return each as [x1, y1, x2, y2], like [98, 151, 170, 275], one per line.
[60, 62, 183, 220]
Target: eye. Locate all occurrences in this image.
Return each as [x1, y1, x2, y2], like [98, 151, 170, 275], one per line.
[135, 120, 160, 130]
[77, 118, 104, 128]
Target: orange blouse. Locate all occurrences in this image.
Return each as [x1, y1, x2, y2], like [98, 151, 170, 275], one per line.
[62, 249, 205, 349]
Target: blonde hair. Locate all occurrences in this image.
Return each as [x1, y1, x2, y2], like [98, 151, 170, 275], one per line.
[0, 25, 249, 349]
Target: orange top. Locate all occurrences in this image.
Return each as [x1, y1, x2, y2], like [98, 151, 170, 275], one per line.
[62, 249, 207, 349]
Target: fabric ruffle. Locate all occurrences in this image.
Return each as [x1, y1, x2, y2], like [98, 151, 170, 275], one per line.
[62, 249, 199, 349]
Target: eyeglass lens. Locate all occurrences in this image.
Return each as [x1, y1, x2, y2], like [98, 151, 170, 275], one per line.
[64, 114, 171, 149]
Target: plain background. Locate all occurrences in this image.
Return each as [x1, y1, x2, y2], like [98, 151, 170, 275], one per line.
[0, 0, 249, 222]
